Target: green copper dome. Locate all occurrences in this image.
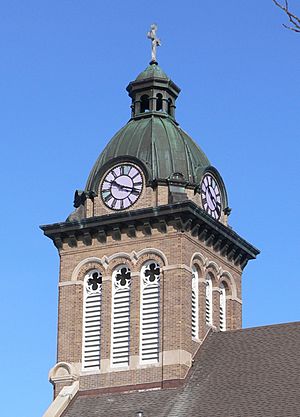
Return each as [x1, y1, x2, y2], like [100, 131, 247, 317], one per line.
[86, 115, 210, 192]
[135, 64, 169, 81]
[85, 63, 211, 193]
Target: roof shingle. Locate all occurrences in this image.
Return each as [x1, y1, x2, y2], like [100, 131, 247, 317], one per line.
[62, 322, 300, 417]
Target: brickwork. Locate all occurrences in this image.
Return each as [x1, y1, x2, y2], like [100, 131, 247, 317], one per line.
[53, 213, 242, 396]
[78, 363, 189, 392]
[186, 188, 229, 225]
[87, 169, 174, 219]
[85, 182, 229, 227]
[57, 285, 83, 363]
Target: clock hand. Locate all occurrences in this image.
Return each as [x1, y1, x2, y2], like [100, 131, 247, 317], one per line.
[111, 180, 122, 188]
[207, 187, 216, 206]
[130, 188, 140, 196]
[117, 184, 133, 191]
[110, 180, 140, 195]
[111, 181, 130, 191]
[121, 186, 140, 196]
[111, 181, 139, 193]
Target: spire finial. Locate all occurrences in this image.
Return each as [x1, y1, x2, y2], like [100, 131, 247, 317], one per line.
[147, 24, 161, 65]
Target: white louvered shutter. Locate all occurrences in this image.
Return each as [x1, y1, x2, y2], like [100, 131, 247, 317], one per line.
[205, 276, 212, 325]
[82, 270, 102, 370]
[111, 266, 131, 367]
[219, 283, 226, 331]
[192, 266, 199, 338]
[140, 262, 160, 363]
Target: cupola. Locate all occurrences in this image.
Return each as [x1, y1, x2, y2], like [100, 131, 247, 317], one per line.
[126, 62, 180, 120]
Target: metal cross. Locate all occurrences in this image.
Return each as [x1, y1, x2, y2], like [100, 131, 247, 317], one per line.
[147, 24, 161, 63]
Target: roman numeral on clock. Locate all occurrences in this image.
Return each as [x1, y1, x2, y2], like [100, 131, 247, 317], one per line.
[104, 193, 113, 203]
[101, 163, 143, 210]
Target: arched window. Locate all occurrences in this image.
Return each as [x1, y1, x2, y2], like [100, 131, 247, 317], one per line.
[219, 282, 226, 331]
[192, 266, 199, 339]
[140, 261, 160, 363]
[82, 269, 102, 370]
[111, 266, 131, 367]
[156, 93, 163, 111]
[140, 95, 150, 113]
[205, 275, 213, 325]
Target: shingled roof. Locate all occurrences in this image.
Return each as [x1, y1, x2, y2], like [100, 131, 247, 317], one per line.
[62, 322, 300, 417]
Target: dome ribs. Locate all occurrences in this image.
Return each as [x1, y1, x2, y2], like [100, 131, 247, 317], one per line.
[86, 114, 211, 190]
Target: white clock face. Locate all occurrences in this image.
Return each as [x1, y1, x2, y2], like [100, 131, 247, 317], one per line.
[101, 163, 143, 210]
[200, 174, 222, 220]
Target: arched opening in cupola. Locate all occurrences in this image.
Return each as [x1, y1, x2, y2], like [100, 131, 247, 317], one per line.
[140, 95, 150, 113]
[156, 93, 163, 111]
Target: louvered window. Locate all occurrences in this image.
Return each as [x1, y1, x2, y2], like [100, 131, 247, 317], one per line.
[220, 283, 226, 331]
[111, 266, 131, 367]
[192, 266, 199, 339]
[82, 269, 102, 370]
[140, 262, 160, 363]
[205, 276, 212, 325]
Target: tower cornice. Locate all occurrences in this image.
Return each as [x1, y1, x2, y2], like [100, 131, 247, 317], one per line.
[40, 200, 259, 269]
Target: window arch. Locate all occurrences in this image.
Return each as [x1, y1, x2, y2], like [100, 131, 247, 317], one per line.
[82, 269, 102, 370]
[219, 282, 227, 331]
[111, 265, 131, 367]
[205, 275, 213, 325]
[156, 93, 163, 111]
[140, 261, 160, 363]
[192, 266, 199, 339]
[140, 95, 150, 113]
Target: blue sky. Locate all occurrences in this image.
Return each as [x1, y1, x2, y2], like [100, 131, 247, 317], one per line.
[0, 1, 299, 416]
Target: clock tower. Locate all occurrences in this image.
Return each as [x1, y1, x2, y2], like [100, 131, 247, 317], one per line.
[41, 34, 259, 403]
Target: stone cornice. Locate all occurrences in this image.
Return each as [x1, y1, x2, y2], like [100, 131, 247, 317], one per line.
[40, 201, 259, 269]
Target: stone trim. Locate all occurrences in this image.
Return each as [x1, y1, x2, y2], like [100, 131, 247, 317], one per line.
[162, 264, 192, 273]
[74, 378, 184, 397]
[69, 249, 168, 282]
[63, 261, 196, 287]
[78, 349, 192, 375]
[59, 264, 239, 297]
[42, 381, 79, 417]
[59, 281, 83, 287]
[227, 296, 242, 304]
[191, 251, 238, 298]
[49, 362, 79, 385]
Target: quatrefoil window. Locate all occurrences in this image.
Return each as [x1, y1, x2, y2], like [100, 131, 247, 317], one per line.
[144, 262, 160, 284]
[86, 270, 102, 293]
[115, 266, 131, 288]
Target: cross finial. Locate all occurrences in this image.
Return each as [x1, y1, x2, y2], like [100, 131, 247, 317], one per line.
[147, 24, 161, 64]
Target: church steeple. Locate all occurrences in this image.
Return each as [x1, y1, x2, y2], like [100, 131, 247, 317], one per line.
[41, 27, 259, 415]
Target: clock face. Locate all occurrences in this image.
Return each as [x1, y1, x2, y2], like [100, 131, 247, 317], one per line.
[200, 174, 222, 220]
[101, 163, 143, 210]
